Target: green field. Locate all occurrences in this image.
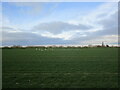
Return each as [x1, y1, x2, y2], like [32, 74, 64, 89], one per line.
[2, 47, 119, 88]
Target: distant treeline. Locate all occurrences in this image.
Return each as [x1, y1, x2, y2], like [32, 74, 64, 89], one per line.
[1, 45, 119, 49]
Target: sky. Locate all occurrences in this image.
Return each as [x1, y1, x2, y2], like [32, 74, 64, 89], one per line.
[1, 2, 118, 46]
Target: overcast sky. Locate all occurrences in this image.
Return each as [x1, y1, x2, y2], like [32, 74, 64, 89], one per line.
[1, 2, 118, 46]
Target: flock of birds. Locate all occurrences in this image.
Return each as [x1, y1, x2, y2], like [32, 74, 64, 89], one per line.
[35, 48, 54, 51]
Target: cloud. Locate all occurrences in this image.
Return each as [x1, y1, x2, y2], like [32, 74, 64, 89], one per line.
[68, 2, 117, 27]
[2, 16, 11, 27]
[2, 30, 75, 46]
[68, 2, 118, 44]
[81, 35, 118, 45]
[32, 21, 99, 40]
[33, 21, 93, 34]
[2, 26, 27, 33]
[0, 3, 2, 27]
[32, 2, 118, 38]
[9, 2, 60, 16]
[88, 10, 118, 37]
[2, 2, 118, 46]
[40, 30, 87, 40]
[10, 2, 43, 15]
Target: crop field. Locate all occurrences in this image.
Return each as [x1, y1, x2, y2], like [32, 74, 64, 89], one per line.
[2, 47, 119, 88]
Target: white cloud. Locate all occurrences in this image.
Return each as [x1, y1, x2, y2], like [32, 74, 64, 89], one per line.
[81, 35, 118, 45]
[2, 16, 11, 27]
[40, 30, 87, 40]
[68, 2, 117, 28]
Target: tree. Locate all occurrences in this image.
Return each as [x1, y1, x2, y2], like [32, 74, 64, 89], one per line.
[106, 45, 109, 47]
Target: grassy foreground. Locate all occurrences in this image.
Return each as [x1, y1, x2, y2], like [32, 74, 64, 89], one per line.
[2, 47, 118, 88]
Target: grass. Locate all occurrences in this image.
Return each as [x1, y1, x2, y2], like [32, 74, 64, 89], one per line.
[2, 47, 118, 88]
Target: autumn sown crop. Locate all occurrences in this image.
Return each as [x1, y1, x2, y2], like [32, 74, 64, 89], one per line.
[2, 47, 119, 88]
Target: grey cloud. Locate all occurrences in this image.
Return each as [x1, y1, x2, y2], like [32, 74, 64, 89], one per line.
[2, 31, 37, 41]
[2, 26, 29, 32]
[95, 11, 118, 36]
[2, 26, 14, 30]
[33, 21, 93, 34]
[71, 11, 118, 44]
[2, 30, 75, 46]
